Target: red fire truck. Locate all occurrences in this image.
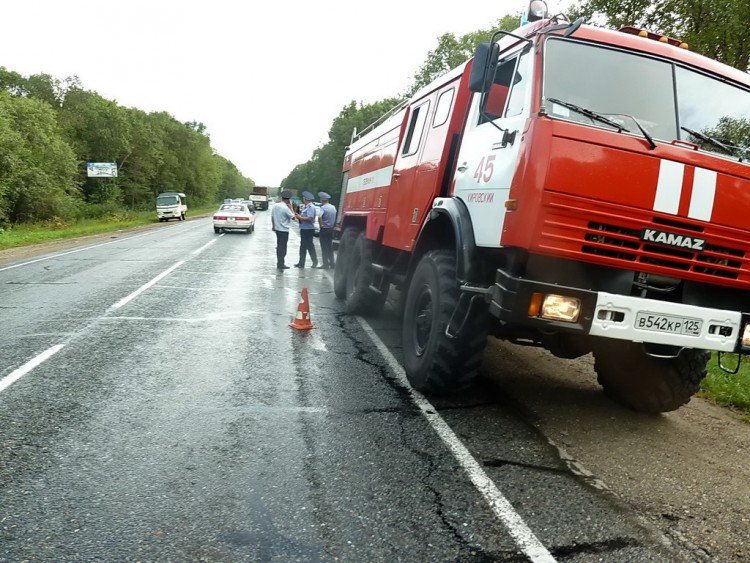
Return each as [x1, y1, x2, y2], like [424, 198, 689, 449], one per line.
[333, 9, 750, 412]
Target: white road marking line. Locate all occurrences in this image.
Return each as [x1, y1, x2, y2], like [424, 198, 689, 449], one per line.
[0, 222, 218, 392]
[109, 261, 185, 310]
[0, 344, 65, 394]
[356, 317, 557, 563]
[192, 238, 218, 255]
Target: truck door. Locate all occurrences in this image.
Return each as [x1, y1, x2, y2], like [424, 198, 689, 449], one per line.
[384, 80, 461, 251]
[453, 45, 532, 248]
[383, 99, 431, 250]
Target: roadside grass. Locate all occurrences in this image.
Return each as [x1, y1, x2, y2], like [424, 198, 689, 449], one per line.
[701, 352, 750, 420]
[0, 206, 217, 251]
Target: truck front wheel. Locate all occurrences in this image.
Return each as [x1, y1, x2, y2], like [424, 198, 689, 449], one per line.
[402, 250, 489, 394]
[592, 341, 710, 413]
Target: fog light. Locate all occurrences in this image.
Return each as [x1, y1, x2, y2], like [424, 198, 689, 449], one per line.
[742, 323, 750, 347]
[541, 294, 581, 322]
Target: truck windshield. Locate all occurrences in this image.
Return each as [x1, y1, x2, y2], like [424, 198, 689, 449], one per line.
[542, 37, 750, 159]
[157, 195, 179, 206]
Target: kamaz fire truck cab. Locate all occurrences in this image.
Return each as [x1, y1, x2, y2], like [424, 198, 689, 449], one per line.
[333, 6, 750, 413]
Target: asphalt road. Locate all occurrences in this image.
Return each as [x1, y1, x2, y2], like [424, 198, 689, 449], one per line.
[0, 210, 703, 562]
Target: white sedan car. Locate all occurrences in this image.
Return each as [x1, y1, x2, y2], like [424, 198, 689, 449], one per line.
[213, 203, 255, 234]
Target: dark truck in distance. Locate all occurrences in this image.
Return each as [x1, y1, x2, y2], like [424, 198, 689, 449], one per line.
[250, 186, 270, 210]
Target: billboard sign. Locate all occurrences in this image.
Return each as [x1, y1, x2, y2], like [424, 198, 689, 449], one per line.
[87, 162, 118, 178]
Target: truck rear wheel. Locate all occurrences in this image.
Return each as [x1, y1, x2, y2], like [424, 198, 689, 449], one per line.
[334, 227, 357, 299]
[592, 341, 710, 413]
[402, 250, 489, 394]
[344, 232, 387, 315]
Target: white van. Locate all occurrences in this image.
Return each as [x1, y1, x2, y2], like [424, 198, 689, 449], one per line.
[156, 192, 187, 221]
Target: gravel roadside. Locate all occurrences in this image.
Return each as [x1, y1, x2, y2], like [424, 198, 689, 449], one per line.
[482, 341, 750, 563]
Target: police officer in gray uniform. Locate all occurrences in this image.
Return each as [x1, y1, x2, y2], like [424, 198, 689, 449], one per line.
[271, 190, 295, 270]
[317, 191, 336, 269]
[294, 191, 319, 268]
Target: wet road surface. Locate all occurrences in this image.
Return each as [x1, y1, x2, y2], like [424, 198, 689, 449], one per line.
[0, 211, 700, 561]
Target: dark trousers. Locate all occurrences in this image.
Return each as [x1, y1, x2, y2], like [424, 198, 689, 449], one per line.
[319, 228, 334, 268]
[298, 229, 318, 267]
[275, 230, 289, 267]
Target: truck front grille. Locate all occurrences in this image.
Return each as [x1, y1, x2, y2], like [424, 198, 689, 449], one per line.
[583, 221, 742, 278]
[538, 193, 750, 286]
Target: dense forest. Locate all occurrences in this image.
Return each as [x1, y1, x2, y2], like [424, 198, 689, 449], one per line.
[2, 0, 747, 227]
[0, 70, 254, 227]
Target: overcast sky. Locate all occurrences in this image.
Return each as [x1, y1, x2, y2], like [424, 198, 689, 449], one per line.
[1, 0, 571, 186]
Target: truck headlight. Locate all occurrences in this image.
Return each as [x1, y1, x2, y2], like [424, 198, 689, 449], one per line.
[528, 292, 581, 322]
[742, 323, 750, 348]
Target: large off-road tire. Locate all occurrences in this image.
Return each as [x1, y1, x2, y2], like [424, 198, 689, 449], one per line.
[334, 227, 357, 299]
[592, 341, 710, 413]
[344, 231, 387, 315]
[402, 250, 489, 394]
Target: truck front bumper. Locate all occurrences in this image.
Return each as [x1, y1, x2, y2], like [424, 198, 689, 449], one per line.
[489, 268, 745, 353]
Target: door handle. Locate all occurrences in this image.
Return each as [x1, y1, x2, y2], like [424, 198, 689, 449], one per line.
[457, 163, 468, 173]
[393, 173, 401, 178]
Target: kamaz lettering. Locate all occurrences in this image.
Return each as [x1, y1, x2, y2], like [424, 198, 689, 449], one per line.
[641, 228, 706, 251]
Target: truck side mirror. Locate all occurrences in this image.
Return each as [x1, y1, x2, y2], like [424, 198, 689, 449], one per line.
[468, 42, 499, 93]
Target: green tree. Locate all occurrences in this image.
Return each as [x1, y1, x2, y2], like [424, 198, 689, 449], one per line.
[216, 155, 254, 202]
[0, 67, 30, 97]
[569, 0, 750, 71]
[0, 90, 80, 224]
[58, 87, 133, 205]
[0, 63, 249, 224]
[147, 112, 224, 206]
[117, 107, 165, 210]
[24, 73, 64, 107]
[406, 15, 522, 96]
[281, 98, 401, 204]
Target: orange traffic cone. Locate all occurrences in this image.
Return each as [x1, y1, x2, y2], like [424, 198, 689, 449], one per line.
[289, 287, 316, 330]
